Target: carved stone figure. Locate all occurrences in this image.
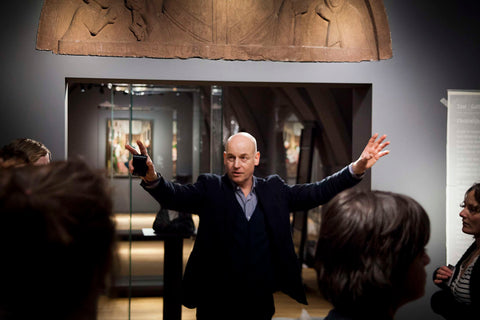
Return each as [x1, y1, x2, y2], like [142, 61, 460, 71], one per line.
[126, 0, 150, 41]
[61, 0, 120, 41]
[316, 0, 371, 50]
[125, 0, 165, 42]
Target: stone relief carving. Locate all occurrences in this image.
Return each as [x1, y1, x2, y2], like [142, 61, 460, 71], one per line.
[36, 0, 392, 62]
[316, 0, 371, 49]
[61, 0, 120, 41]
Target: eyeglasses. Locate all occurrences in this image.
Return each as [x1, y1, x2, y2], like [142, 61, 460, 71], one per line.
[460, 202, 480, 215]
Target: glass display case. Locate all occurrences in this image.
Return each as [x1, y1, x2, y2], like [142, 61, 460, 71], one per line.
[68, 82, 213, 320]
[67, 80, 368, 319]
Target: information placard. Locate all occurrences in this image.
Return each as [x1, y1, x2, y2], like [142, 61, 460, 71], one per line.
[446, 90, 480, 263]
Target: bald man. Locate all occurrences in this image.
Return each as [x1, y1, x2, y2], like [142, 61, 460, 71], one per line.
[126, 132, 389, 320]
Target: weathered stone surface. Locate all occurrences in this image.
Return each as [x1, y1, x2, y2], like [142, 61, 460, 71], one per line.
[36, 0, 392, 62]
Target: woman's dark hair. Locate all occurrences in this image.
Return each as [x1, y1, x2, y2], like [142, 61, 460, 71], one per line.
[0, 159, 116, 319]
[466, 183, 480, 204]
[315, 189, 430, 315]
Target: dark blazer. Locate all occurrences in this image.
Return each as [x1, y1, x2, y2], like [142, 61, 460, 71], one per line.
[432, 242, 480, 318]
[451, 242, 480, 303]
[142, 166, 360, 308]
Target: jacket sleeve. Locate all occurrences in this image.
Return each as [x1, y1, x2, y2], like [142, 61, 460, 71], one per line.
[432, 267, 450, 290]
[433, 243, 477, 291]
[140, 174, 211, 213]
[285, 165, 361, 212]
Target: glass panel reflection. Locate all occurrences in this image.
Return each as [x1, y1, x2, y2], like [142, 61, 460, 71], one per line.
[67, 80, 369, 319]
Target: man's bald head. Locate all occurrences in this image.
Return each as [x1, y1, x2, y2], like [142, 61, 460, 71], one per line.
[225, 132, 257, 153]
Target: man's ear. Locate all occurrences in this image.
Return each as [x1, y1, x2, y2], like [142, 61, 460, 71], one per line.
[254, 152, 260, 166]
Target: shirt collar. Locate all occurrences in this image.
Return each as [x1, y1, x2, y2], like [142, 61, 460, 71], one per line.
[229, 176, 257, 193]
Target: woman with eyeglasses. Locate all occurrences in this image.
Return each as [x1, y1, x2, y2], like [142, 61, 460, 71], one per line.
[431, 183, 480, 319]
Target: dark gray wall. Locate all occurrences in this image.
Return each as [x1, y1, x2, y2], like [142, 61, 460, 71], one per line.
[1, 0, 480, 318]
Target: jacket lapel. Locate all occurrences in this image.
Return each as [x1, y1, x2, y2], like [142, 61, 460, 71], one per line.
[221, 174, 242, 235]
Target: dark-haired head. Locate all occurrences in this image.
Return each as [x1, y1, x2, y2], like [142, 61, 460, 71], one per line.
[315, 189, 430, 319]
[460, 183, 480, 238]
[0, 159, 116, 319]
[465, 183, 480, 204]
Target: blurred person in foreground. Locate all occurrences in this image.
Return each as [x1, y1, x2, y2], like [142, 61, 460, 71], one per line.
[0, 160, 116, 320]
[315, 189, 431, 320]
[0, 138, 51, 168]
[431, 183, 480, 319]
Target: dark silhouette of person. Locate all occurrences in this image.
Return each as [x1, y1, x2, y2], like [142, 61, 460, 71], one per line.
[0, 160, 116, 320]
